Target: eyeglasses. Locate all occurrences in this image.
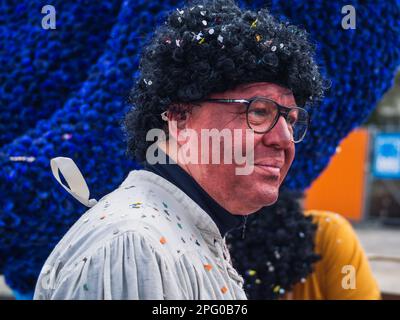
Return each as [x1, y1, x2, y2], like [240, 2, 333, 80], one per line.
[200, 96, 310, 143]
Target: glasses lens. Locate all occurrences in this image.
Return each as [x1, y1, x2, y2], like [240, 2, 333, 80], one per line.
[247, 99, 278, 133]
[289, 107, 309, 143]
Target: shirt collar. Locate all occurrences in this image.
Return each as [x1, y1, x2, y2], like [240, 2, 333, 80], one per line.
[143, 153, 244, 238]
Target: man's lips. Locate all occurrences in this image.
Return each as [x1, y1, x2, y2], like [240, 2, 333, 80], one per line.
[254, 162, 284, 176]
[254, 164, 281, 175]
[254, 161, 284, 169]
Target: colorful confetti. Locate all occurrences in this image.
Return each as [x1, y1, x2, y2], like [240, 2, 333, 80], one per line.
[204, 264, 213, 271]
[268, 265, 274, 272]
[247, 269, 257, 276]
[273, 285, 280, 293]
[130, 202, 142, 209]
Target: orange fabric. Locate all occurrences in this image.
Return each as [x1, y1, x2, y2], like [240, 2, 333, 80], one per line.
[287, 210, 381, 300]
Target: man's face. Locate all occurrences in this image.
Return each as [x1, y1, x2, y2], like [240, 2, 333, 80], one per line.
[176, 82, 296, 215]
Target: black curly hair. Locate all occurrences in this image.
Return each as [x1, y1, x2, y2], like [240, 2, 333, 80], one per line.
[123, 0, 326, 162]
[226, 190, 321, 299]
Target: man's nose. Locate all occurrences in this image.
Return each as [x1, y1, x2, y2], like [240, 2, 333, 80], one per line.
[261, 116, 293, 148]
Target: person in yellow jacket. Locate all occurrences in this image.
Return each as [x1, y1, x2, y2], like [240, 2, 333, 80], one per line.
[285, 210, 381, 300]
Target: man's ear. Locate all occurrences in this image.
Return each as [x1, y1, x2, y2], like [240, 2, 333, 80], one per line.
[167, 111, 191, 146]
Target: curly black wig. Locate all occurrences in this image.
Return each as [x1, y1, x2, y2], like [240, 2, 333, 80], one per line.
[123, 0, 326, 162]
[226, 190, 321, 299]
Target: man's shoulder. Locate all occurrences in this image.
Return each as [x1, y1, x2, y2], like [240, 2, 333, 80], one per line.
[48, 172, 200, 267]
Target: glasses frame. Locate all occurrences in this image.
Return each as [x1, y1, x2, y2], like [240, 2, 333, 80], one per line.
[199, 96, 310, 143]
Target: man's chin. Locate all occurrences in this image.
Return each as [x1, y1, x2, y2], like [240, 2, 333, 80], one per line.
[249, 188, 279, 208]
[264, 195, 279, 206]
[258, 188, 279, 207]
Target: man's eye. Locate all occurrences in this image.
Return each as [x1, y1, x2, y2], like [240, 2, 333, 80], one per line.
[288, 115, 297, 125]
[249, 108, 267, 116]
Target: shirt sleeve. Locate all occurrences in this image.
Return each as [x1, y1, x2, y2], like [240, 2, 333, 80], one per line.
[320, 212, 381, 300]
[45, 230, 186, 300]
[290, 211, 381, 300]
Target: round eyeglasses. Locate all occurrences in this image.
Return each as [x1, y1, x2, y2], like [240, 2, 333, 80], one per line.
[200, 96, 310, 143]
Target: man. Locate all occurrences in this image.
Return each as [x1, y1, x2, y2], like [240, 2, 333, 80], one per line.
[34, 0, 325, 299]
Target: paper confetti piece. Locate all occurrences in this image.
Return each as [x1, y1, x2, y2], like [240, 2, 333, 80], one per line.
[204, 264, 213, 271]
[247, 269, 257, 276]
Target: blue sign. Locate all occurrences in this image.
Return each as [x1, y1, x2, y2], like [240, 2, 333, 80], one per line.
[372, 133, 400, 179]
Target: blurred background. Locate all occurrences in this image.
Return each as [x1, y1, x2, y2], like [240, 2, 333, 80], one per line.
[304, 71, 400, 299]
[0, 0, 399, 299]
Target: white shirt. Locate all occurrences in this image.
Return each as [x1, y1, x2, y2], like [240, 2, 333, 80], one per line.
[34, 160, 247, 300]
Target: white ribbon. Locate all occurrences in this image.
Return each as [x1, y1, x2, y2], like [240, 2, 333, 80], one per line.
[50, 157, 98, 208]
